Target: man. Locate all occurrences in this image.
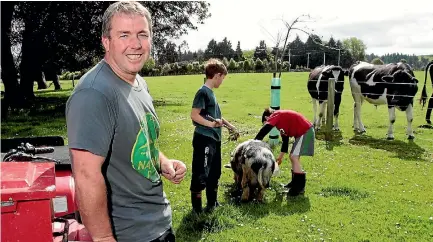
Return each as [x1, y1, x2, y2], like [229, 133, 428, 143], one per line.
[66, 2, 186, 242]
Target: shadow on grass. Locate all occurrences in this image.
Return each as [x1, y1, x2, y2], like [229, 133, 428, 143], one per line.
[317, 186, 369, 200]
[176, 182, 311, 241]
[315, 130, 344, 151]
[418, 124, 433, 129]
[349, 134, 426, 161]
[221, 181, 311, 218]
[2, 95, 69, 138]
[176, 209, 238, 242]
[36, 87, 74, 94]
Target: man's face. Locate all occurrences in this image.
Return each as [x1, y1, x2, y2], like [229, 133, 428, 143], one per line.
[102, 13, 151, 76]
[214, 73, 226, 88]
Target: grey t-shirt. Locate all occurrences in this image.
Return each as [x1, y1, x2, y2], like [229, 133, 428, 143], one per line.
[192, 85, 222, 141]
[66, 60, 172, 241]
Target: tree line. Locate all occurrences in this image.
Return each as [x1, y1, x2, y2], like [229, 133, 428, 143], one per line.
[1, 1, 211, 118]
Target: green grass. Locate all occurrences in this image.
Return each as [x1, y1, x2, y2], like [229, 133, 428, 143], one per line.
[2, 72, 433, 241]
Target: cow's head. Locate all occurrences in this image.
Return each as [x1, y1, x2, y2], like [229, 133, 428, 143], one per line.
[382, 70, 419, 105]
[397, 62, 415, 77]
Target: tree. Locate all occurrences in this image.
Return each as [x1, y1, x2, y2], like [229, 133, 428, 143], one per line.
[255, 58, 265, 72]
[371, 57, 384, 65]
[158, 41, 178, 64]
[342, 37, 367, 62]
[254, 40, 268, 61]
[204, 39, 218, 59]
[286, 35, 306, 69]
[1, 2, 21, 118]
[3, 1, 211, 112]
[228, 58, 237, 71]
[234, 41, 243, 61]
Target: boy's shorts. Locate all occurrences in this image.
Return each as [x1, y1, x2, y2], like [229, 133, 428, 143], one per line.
[291, 126, 315, 156]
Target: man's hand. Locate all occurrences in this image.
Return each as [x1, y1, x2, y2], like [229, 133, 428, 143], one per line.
[160, 152, 187, 184]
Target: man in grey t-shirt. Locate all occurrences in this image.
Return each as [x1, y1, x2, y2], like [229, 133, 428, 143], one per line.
[66, 2, 186, 242]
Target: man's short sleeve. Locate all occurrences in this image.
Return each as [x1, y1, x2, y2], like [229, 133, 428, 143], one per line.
[66, 88, 116, 158]
[192, 89, 206, 109]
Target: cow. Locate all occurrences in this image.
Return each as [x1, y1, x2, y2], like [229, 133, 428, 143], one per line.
[420, 60, 433, 125]
[307, 65, 348, 130]
[349, 61, 419, 140]
[229, 139, 279, 203]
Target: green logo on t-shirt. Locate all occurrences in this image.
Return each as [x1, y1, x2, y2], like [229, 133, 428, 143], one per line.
[131, 113, 161, 182]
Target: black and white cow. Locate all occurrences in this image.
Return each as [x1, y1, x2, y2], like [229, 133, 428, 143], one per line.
[307, 65, 348, 130]
[349, 61, 419, 140]
[420, 60, 433, 124]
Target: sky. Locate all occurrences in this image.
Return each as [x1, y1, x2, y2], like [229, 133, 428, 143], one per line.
[175, 0, 433, 56]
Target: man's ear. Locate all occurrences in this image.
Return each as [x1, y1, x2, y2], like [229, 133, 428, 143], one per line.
[381, 75, 393, 82]
[102, 36, 110, 52]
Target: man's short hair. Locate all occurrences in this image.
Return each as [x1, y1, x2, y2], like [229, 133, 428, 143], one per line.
[204, 58, 228, 79]
[102, 1, 152, 38]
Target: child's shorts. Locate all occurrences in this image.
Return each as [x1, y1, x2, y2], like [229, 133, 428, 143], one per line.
[291, 126, 315, 156]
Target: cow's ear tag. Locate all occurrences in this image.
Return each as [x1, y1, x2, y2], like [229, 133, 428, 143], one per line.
[332, 70, 340, 79]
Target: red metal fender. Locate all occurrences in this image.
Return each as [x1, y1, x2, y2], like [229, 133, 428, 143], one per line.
[54, 169, 78, 217]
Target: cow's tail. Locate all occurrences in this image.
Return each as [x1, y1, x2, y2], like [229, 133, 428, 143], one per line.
[420, 61, 433, 107]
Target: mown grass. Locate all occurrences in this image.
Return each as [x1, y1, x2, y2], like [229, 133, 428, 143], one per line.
[1, 71, 432, 241]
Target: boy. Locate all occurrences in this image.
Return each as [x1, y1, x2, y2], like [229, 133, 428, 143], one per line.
[254, 107, 315, 196]
[190, 59, 237, 214]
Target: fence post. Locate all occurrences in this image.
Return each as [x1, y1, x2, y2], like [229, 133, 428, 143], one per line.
[269, 73, 281, 147]
[325, 69, 340, 141]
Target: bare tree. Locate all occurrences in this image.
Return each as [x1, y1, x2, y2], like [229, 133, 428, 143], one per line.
[267, 14, 344, 78]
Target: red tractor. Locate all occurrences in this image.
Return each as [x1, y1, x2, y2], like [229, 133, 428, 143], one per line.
[1, 136, 92, 242]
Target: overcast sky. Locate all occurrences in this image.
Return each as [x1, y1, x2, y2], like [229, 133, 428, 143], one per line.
[175, 0, 433, 56]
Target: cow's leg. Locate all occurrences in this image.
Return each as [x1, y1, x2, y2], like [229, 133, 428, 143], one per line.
[406, 103, 415, 139]
[353, 94, 365, 133]
[312, 98, 318, 128]
[387, 106, 396, 140]
[333, 93, 342, 131]
[426, 94, 433, 124]
[317, 100, 327, 130]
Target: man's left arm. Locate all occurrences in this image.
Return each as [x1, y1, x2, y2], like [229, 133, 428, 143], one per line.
[159, 151, 186, 184]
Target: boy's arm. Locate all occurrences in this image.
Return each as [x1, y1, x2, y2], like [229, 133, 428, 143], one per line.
[191, 108, 219, 128]
[221, 117, 236, 131]
[254, 124, 274, 140]
[281, 135, 289, 153]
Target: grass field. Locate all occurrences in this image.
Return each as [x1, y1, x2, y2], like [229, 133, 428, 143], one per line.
[1, 71, 432, 241]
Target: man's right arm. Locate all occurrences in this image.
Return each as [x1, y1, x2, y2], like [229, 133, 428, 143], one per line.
[70, 149, 116, 242]
[66, 89, 117, 242]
